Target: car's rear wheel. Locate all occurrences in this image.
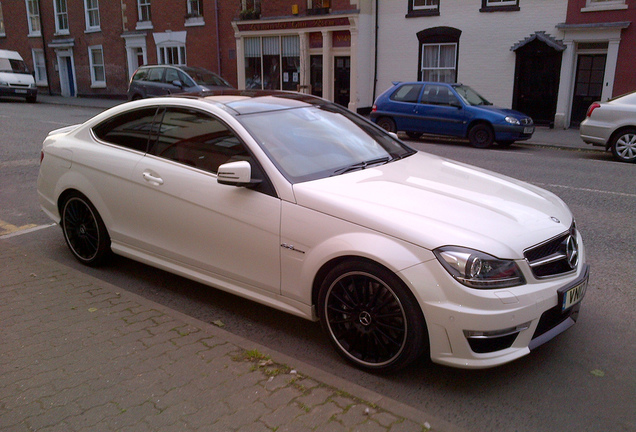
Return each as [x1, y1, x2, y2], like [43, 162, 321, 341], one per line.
[61, 192, 111, 266]
[318, 260, 428, 372]
[468, 123, 494, 148]
[610, 128, 636, 163]
[376, 117, 397, 134]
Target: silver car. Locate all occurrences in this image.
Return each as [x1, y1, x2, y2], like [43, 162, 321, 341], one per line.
[580, 91, 636, 163]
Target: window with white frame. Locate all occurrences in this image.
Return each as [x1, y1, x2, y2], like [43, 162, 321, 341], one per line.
[407, 0, 439, 17]
[25, 0, 41, 35]
[187, 0, 202, 16]
[243, 35, 300, 91]
[421, 43, 457, 83]
[84, 0, 100, 31]
[138, 0, 151, 21]
[158, 45, 186, 65]
[480, 0, 520, 11]
[0, 3, 5, 36]
[89, 45, 106, 87]
[54, 0, 69, 34]
[584, 0, 626, 10]
[32, 49, 47, 85]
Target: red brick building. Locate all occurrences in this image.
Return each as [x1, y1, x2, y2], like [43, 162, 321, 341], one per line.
[0, 0, 369, 109]
[554, 0, 634, 127]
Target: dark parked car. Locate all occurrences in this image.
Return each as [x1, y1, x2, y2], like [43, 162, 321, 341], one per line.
[371, 81, 534, 148]
[127, 65, 232, 100]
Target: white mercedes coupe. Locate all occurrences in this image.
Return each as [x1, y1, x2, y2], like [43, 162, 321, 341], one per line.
[38, 91, 589, 372]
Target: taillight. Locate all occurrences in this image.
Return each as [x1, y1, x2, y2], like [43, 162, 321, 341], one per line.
[586, 102, 601, 118]
[371, 104, 377, 112]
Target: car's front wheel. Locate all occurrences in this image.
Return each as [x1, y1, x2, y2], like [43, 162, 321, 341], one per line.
[376, 117, 397, 134]
[610, 128, 636, 163]
[61, 192, 111, 266]
[468, 123, 494, 148]
[318, 260, 428, 372]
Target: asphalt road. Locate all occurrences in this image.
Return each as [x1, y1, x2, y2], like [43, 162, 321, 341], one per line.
[1, 100, 635, 432]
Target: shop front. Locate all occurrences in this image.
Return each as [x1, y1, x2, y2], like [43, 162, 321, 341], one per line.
[232, 14, 366, 111]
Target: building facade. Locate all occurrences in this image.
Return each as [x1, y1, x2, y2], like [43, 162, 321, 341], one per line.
[555, 0, 634, 127]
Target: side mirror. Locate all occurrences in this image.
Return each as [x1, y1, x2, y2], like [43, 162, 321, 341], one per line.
[217, 161, 261, 187]
[171, 80, 183, 88]
[450, 100, 463, 109]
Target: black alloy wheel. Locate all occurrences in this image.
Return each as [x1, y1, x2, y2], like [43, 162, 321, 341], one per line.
[61, 193, 111, 266]
[318, 260, 427, 372]
[468, 123, 494, 148]
[376, 117, 397, 134]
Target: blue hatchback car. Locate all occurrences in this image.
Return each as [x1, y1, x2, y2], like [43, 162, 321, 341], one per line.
[370, 82, 534, 148]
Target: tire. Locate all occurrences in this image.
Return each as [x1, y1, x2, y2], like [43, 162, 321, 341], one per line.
[376, 117, 397, 134]
[610, 128, 636, 163]
[318, 260, 428, 372]
[468, 123, 494, 148]
[61, 192, 111, 266]
[406, 131, 422, 140]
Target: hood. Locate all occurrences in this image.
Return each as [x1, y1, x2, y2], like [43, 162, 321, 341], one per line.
[473, 104, 530, 119]
[0, 71, 35, 85]
[292, 152, 571, 259]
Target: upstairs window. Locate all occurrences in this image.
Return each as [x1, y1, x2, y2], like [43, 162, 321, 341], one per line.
[480, 0, 520, 12]
[138, 0, 151, 21]
[407, 0, 440, 17]
[89, 45, 106, 87]
[84, 0, 100, 31]
[583, 0, 627, 11]
[0, 3, 6, 36]
[54, 0, 69, 34]
[25, 0, 41, 35]
[187, 0, 202, 16]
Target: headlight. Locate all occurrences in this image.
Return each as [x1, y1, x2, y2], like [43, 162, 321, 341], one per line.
[0, 81, 8, 86]
[505, 116, 520, 125]
[433, 246, 525, 289]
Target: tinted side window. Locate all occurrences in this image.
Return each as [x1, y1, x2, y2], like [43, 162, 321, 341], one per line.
[132, 69, 148, 81]
[422, 84, 457, 106]
[92, 108, 159, 152]
[391, 84, 423, 103]
[149, 108, 250, 174]
[178, 70, 195, 87]
[147, 67, 163, 82]
[165, 68, 180, 84]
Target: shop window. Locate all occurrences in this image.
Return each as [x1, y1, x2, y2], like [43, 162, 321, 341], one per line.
[244, 35, 300, 91]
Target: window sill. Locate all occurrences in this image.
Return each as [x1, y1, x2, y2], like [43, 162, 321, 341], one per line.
[54, 30, 70, 36]
[185, 16, 205, 27]
[480, 5, 520, 12]
[406, 10, 440, 18]
[136, 21, 153, 30]
[581, 4, 627, 12]
[28, 32, 42, 38]
[84, 28, 101, 34]
[91, 83, 107, 88]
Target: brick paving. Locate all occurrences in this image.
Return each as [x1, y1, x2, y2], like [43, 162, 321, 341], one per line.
[0, 240, 464, 432]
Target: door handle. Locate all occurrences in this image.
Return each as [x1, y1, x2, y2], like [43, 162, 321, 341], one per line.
[142, 171, 164, 186]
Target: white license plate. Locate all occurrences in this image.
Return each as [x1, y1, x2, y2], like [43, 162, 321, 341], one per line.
[15, 89, 27, 94]
[562, 280, 587, 310]
[524, 126, 534, 134]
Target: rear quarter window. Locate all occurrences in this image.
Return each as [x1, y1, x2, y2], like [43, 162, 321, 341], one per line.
[92, 107, 159, 152]
[391, 84, 423, 103]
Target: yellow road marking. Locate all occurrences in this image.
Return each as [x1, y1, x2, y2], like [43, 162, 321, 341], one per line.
[0, 219, 38, 236]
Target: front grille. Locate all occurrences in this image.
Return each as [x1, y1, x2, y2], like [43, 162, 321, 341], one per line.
[524, 224, 578, 278]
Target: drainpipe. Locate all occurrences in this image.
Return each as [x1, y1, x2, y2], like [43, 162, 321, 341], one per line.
[372, 0, 378, 103]
[215, 0, 222, 75]
[37, 0, 53, 95]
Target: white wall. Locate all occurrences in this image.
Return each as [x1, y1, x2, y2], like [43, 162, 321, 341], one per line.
[375, 0, 568, 108]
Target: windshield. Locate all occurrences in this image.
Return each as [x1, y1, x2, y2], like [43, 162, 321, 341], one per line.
[0, 58, 30, 74]
[238, 105, 415, 183]
[186, 69, 231, 87]
[453, 85, 491, 106]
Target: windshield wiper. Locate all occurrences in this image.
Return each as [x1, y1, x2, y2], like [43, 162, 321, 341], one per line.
[332, 156, 391, 176]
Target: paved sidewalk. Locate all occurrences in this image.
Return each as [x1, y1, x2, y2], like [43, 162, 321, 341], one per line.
[0, 240, 464, 432]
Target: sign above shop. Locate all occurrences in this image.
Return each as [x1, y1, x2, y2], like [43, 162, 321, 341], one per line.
[236, 17, 350, 32]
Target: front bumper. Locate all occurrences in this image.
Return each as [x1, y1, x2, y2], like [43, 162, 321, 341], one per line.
[0, 85, 37, 99]
[400, 237, 588, 369]
[493, 123, 535, 142]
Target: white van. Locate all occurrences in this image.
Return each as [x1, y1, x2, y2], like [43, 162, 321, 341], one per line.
[0, 49, 37, 103]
